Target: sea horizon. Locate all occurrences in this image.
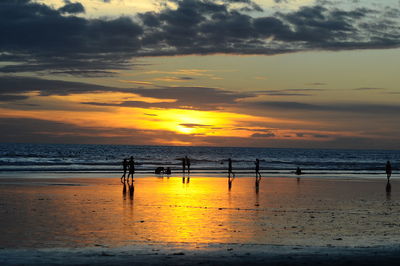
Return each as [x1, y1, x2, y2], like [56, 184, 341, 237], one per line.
[1, 143, 398, 178]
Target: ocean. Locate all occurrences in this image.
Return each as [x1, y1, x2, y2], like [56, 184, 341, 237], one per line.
[0, 143, 398, 178]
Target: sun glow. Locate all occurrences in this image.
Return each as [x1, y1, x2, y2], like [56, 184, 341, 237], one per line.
[0, 89, 344, 146]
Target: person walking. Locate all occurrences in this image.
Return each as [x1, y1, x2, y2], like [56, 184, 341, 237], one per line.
[121, 158, 128, 181]
[128, 156, 135, 181]
[386, 161, 392, 180]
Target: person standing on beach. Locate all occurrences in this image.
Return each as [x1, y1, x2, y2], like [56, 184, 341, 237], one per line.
[181, 157, 186, 174]
[228, 158, 233, 176]
[121, 158, 128, 181]
[128, 156, 135, 181]
[296, 167, 302, 176]
[386, 161, 392, 180]
[228, 158, 234, 189]
[255, 159, 261, 185]
[185, 156, 191, 174]
[255, 159, 260, 176]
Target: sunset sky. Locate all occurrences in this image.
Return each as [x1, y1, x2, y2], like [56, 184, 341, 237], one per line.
[0, 0, 399, 149]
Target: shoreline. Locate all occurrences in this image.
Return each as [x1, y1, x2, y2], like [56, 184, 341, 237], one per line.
[0, 171, 396, 181]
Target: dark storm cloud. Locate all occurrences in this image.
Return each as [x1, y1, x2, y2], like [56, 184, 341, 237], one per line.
[0, 0, 399, 74]
[58, 1, 85, 14]
[0, 0, 142, 73]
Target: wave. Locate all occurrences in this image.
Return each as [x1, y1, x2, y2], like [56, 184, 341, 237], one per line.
[0, 143, 399, 175]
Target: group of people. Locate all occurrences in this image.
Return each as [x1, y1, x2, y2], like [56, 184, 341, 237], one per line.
[121, 156, 135, 181]
[121, 157, 395, 184]
[181, 156, 191, 174]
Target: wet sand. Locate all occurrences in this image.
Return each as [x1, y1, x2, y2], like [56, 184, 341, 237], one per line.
[0, 175, 399, 265]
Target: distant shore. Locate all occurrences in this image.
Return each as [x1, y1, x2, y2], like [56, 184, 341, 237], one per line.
[1, 175, 399, 265]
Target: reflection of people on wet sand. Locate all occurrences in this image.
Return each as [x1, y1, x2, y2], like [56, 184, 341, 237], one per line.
[386, 161, 392, 180]
[127, 178, 134, 200]
[121, 158, 128, 181]
[122, 178, 127, 198]
[386, 180, 392, 201]
[386, 180, 391, 193]
[127, 156, 135, 181]
[255, 159, 261, 187]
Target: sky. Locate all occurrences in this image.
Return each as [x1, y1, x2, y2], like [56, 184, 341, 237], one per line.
[0, 0, 399, 149]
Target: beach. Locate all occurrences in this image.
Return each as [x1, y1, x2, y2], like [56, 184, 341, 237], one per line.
[1, 175, 399, 265]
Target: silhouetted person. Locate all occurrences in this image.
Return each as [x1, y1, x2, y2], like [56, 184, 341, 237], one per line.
[296, 167, 302, 176]
[155, 167, 164, 175]
[121, 158, 128, 181]
[228, 158, 233, 176]
[181, 157, 186, 174]
[185, 156, 191, 174]
[255, 159, 261, 187]
[228, 158, 235, 188]
[165, 167, 171, 175]
[128, 156, 135, 181]
[386, 161, 392, 180]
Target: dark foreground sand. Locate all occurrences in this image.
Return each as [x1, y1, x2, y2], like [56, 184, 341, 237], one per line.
[2, 243, 400, 265]
[0, 175, 399, 265]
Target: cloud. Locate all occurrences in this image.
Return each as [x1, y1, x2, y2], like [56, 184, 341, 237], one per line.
[0, 75, 254, 110]
[307, 82, 327, 86]
[0, 0, 399, 73]
[0, 0, 142, 73]
[251, 132, 276, 138]
[0, 117, 194, 145]
[245, 100, 400, 115]
[0, 76, 122, 96]
[153, 76, 195, 82]
[83, 86, 253, 110]
[179, 123, 212, 128]
[0, 95, 29, 102]
[58, 1, 85, 14]
[353, 87, 386, 91]
[252, 88, 323, 96]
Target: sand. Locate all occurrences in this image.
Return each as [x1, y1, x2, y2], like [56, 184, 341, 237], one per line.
[0, 175, 399, 265]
